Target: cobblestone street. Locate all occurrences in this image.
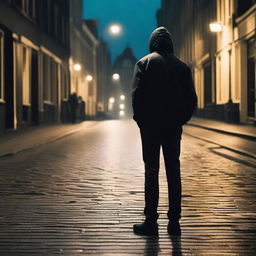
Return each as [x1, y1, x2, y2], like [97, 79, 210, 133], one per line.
[0, 120, 256, 255]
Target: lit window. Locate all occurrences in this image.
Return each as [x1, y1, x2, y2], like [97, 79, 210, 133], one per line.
[22, 46, 31, 106]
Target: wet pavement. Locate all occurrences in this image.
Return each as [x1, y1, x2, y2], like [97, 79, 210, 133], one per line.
[0, 120, 256, 255]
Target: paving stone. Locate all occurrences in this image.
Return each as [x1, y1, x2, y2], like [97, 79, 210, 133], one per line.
[0, 120, 255, 255]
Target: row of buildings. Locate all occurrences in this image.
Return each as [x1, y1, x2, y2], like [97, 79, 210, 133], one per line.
[0, 0, 112, 132]
[158, 0, 256, 124]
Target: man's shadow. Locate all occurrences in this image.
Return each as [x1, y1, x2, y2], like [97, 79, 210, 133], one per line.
[143, 235, 183, 256]
[144, 236, 160, 256]
[170, 236, 183, 256]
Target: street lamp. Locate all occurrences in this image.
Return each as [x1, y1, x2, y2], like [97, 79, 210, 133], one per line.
[119, 110, 125, 117]
[109, 24, 122, 36]
[209, 22, 222, 32]
[112, 73, 120, 81]
[74, 63, 81, 71]
[86, 75, 93, 81]
[109, 97, 115, 104]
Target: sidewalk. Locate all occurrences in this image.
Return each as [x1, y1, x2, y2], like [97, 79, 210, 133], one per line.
[188, 117, 256, 140]
[0, 121, 97, 157]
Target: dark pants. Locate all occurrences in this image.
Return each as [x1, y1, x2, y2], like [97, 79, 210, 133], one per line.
[140, 126, 182, 221]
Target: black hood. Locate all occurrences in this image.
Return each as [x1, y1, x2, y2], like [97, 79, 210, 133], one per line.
[149, 27, 174, 54]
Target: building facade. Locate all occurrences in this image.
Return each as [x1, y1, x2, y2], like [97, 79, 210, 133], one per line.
[111, 46, 137, 118]
[69, 0, 98, 119]
[96, 39, 111, 116]
[0, 0, 70, 131]
[158, 0, 256, 124]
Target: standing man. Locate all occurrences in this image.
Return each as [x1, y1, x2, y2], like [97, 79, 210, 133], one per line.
[69, 92, 78, 123]
[132, 27, 197, 236]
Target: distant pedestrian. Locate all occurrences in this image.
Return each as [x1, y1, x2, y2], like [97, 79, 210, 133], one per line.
[69, 92, 78, 123]
[132, 27, 197, 236]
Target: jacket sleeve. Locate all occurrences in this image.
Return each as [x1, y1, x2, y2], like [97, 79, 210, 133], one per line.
[181, 67, 198, 124]
[131, 61, 145, 122]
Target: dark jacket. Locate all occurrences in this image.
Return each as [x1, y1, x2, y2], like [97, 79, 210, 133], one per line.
[132, 27, 197, 129]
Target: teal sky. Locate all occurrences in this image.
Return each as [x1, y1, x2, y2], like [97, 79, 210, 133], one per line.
[83, 0, 161, 62]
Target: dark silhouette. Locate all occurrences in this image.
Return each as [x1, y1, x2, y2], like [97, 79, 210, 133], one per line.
[78, 96, 86, 121]
[69, 92, 78, 123]
[132, 27, 197, 236]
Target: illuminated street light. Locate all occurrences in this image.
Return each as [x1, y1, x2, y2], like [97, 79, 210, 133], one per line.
[209, 22, 222, 32]
[86, 75, 93, 81]
[112, 73, 120, 80]
[120, 104, 125, 110]
[74, 63, 81, 71]
[120, 95, 125, 100]
[109, 97, 115, 104]
[119, 110, 125, 117]
[109, 24, 122, 35]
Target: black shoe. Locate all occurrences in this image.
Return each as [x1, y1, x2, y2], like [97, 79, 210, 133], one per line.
[167, 220, 181, 236]
[133, 220, 158, 236]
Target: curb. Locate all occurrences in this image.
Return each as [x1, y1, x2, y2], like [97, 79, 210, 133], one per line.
[188, 123, 256, 141]
[183, 131, 256, 160]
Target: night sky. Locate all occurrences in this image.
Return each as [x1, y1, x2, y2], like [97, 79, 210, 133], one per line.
[83, 0, 161, 62]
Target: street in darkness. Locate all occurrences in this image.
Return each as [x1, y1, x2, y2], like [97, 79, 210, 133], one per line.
[0, 120, 255, 255]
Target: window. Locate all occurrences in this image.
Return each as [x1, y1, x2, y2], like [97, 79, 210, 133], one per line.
[43, 54, 58, 104]
[237, 0, 256, 17]
[12, 0, 22, 9]
[204, 62, 212, 105]
[0, 31, 4, 101]
[247, 38, 256, 118]
[61, 67, 69, 100]
[43, 54, 50, 102]
[22, 46, 31, 106]
[12, 0, 36, 20]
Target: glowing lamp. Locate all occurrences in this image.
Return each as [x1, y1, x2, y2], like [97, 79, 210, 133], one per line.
[86, 75, 93, 81]
[74, 64, 81, 71]
[109, 24, 122, 35]
[119, 110, 125, 117]
[112, 73, 120, 80]
[209, 22, 222, 32]
[109, 97, 115, 104]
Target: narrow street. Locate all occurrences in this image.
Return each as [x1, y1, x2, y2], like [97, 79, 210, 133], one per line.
[0, 120, 256, 255]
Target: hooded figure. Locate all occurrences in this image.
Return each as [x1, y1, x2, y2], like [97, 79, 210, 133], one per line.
[132, 27, 197, 236]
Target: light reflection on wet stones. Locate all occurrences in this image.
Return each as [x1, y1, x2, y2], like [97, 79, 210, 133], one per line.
[0, 120, 255, 255]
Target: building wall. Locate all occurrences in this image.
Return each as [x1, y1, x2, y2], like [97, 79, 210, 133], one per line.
[112, 46, 137, 118]
[69, 0, 98, 118]
[0, 0, 70, 131]
[158, 0, 256, 124]
[97, 40, 111, 114]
